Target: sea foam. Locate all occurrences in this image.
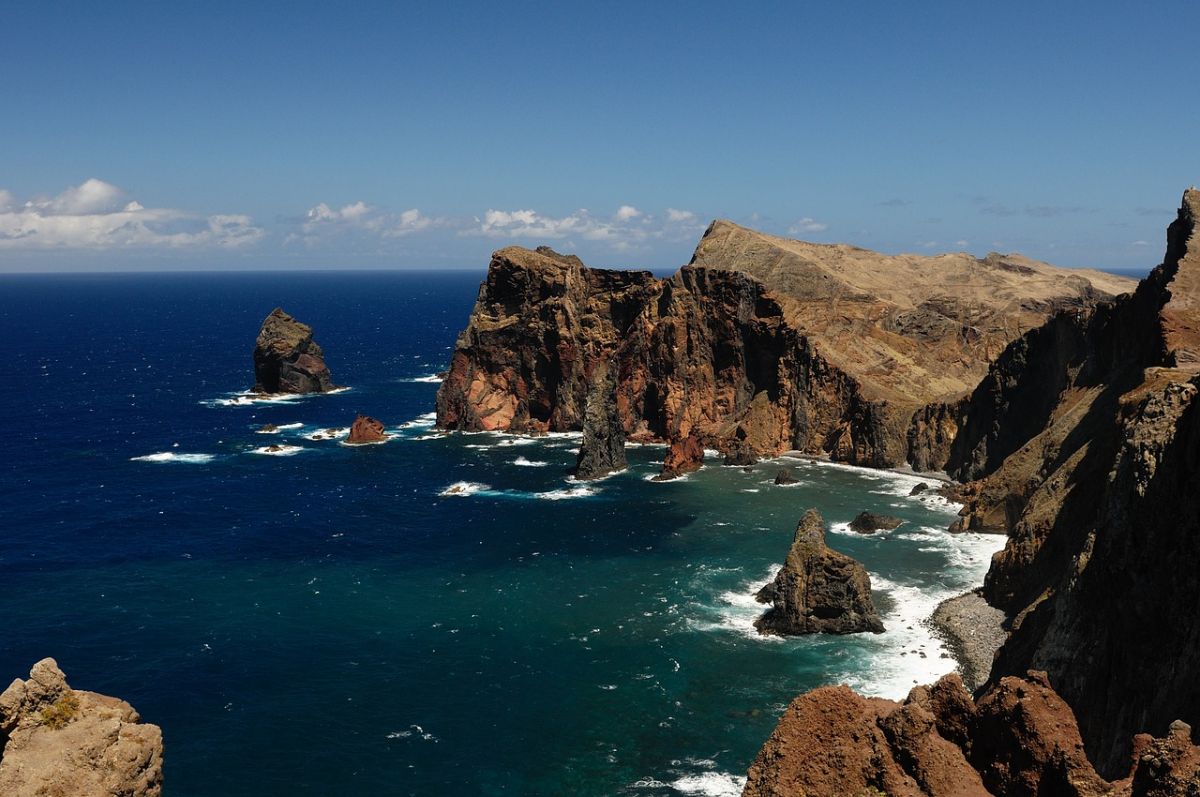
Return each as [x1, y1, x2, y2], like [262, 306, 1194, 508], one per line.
[131, 452, 215, 464]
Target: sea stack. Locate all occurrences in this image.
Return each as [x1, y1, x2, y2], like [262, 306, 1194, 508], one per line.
[754, 509, 884, 635]
[0, 658, 163, 796]
[252, 308, 336, 394]
[346, 414, 387, 444]
[849, 511, 904, 533]
[654, 433, 704, 481]
[573, 360, 627, 480]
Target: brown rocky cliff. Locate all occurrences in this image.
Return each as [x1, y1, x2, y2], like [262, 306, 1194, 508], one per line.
[436, 232, 1129, 468]
[742, 670, 1200, 797]
[253, 307, 336, 394]
[0, 658, 163, 796]
[753, 509, 884, 635]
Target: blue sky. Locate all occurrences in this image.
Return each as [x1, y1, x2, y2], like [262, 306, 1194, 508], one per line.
[2, 1, 1197, 272]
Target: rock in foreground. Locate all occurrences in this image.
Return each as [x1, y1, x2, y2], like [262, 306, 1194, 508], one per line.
[743, 670, 1200, 797]
[754, 509, 884, 635]
[573, 360, 627, 480]
[0, 658, 163, 796]
[849, 511, 904, 533]
[253, 307, 336, 394]
[346, 414, 387, 444]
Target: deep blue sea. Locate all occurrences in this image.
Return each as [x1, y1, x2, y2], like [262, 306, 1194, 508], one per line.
[0, 271, 1005, 796]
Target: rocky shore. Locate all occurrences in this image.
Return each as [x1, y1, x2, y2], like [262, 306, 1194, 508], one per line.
[928, 589, 1006, 692]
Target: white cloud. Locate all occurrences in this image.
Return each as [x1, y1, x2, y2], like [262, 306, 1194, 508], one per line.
[0, 179, 263, 249]
[666, 208, 695, 223]
[788, 217, 828, 235]
[462, 205, 705, 252]
[615, 205, 641, 221]
[298, 201, 438, 243]
[1132, 240, 1150, 247]
[954, 239, 970, 247]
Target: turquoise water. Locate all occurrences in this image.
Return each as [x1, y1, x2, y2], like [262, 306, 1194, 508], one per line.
[0, 272, 1003, 795]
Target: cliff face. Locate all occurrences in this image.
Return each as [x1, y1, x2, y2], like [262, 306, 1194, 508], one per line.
[437, 233, 1130, 467]
[0, 659, 163, 796]
[253, 307, 336, 394]
[745, 190, 1200, 789]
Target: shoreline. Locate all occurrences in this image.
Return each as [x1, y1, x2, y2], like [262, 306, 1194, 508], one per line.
[926, 589, 1007, 692]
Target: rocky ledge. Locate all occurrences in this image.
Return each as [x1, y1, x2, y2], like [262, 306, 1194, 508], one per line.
[754, 509, 884, 635]
[743, 670, 1200, 797]
[253, 307, 336, 394]
[849, 510, 904, 533]
[0, 658, 163, 796]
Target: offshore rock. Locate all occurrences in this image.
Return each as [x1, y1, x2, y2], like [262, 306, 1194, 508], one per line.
[0, 658, 163, 796]
[654, 433, 703, 481]
[773, 468, 799, 485]
[573, 360, 627, 480]
[742, 670, 1200, 797]
[436, 233, 1129, 468]
[754, 509, 884, 635]
[252, 307, 336, 394]
[346, 414, 387, 444]
[849, 511, 904, 533]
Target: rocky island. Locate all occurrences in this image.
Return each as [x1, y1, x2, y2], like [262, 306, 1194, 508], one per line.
[754, 509, 884, 636]
[252, 307, 337, 394]
[572, 360, 627, 480]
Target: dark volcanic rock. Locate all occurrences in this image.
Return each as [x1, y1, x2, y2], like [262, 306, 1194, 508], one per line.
[910, 482, 929, 495]
[722, 440, 757, 466]
[253, 308, 335, 394]
[573, 360, 627, 480]
[849, 511, 904, 533]
[754, 509, 884, 635]
[653, 433, 703, 481]
[774, 468, 799, 485]
[346, 414, 387, 444]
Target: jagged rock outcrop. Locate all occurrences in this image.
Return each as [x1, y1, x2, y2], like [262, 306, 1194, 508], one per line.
[654, 433, 703, 481]
[743, 670, 1200, 797]
[773, 468, 798, 485]
[252, 307, 336, 394]
[573, 360, 627, 480]
[0, 658, 163, 796]
[849, 511, 904, 533]
[745, 190, 1200, 790]
[346, 414, 387, 444]
[754, 509, 884, 635]
[436, 233, 1130, 468]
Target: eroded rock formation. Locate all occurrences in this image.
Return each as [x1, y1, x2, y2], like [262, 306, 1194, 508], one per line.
[573, 360, 627, 480]
[754, 509, 884, 635]
[849, 511, 904, 533]
[436, 232, 1130, 468]
[346, 414, 387, 444]
[0, 658, 163, 796]
[654, 433, 704, 481]
[743, 670, 1200, 797]
[745, 190, 1200, 791]
[253, 307, 336, 394]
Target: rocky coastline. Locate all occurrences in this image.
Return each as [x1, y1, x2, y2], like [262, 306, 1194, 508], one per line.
[927, 589, 1007, 692]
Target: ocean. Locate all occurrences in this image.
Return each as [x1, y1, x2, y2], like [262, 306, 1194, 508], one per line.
[0, 271, 1004, 796]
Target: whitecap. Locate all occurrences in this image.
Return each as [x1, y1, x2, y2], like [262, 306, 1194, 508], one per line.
[536, 485, 598, 500]
[438, 481, 491, 497]
[249, 445, 305, 456]
[513, 456, 548, 467]
[131, 452, 215, 464]
[670, 772, 748, 796]
[303, 428, 348, 441]
[255, 422, 303, 434]
[400, 374, 444, 383]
